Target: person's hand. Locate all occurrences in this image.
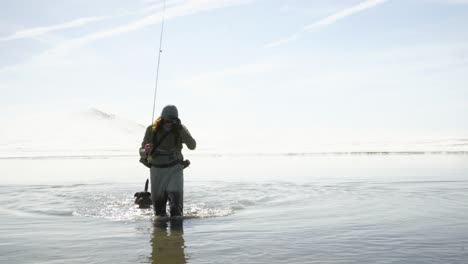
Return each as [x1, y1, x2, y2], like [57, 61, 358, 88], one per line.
[173, 118, 182, 131]
[144, 143, 153, 154]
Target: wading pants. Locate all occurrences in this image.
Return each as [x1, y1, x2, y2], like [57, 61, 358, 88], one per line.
[150, 164, 184, 217]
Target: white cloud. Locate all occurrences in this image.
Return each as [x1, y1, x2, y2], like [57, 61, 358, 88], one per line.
[0, 0, 181, 42]
[0, 0, 255, 75]
[267, 0, 389, 48]
[306, 0, 387, 29]
[66, 0, 253, 46]
[0, 16, 110, 42]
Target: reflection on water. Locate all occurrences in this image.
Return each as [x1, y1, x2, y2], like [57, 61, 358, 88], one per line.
[150, 218, 187, 264]
[2, 155, 468, 264]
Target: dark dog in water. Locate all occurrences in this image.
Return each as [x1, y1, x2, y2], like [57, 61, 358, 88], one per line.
[134, 179, 152, 209]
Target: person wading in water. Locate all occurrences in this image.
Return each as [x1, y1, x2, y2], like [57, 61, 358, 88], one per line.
[139, 105, 196, 217]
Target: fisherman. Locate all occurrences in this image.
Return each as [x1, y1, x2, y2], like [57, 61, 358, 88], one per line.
[139, 105, 196, 217]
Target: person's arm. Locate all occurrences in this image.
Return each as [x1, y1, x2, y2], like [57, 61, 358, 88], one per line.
[179, 125, 196, 150]
[139, 126, 152, 159]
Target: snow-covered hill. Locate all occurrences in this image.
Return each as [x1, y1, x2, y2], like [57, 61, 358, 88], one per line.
[0, 108, 146, 158]
[1, 108, 467, 158]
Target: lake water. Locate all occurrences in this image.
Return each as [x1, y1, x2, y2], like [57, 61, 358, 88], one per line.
[1, 154, 468, 263]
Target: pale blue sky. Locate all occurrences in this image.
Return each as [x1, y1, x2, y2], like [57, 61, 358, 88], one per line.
[1, 0, 467, 150]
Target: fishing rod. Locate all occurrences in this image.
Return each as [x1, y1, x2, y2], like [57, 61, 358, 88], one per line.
[151, 0, 167, 124]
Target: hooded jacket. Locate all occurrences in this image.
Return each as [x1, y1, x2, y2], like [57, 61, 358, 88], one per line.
[139, 118, 196, 167]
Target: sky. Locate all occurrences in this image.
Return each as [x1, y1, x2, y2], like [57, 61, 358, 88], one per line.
[1, 0, 468, 152]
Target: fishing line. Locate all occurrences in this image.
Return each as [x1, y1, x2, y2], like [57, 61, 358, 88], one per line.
[151, 0, 167, 124]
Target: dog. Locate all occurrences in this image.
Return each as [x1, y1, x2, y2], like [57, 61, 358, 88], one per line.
[134, 179, 152, 209]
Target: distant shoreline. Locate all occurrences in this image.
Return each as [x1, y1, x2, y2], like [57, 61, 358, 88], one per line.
[1, 151, 468, 160]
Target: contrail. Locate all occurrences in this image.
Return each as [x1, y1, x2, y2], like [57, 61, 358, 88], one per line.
[306, 0, 388, 30]
[0, 0, 255, 73]
[0, 0, 180, 42]
[267, 0, 388, 48]
[0, 16, 110, 42]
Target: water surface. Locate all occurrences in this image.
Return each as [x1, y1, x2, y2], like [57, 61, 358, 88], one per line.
[1, 154, 467, 263]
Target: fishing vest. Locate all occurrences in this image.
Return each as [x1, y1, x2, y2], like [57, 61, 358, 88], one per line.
[151, 127, 183, 152]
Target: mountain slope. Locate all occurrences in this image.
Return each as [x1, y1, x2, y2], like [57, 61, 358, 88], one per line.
[0, 108, 145, 157]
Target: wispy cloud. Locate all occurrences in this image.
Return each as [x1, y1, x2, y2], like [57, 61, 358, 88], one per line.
[267, 0, 388, 48]
[0, 0, 181, 42]
[40, 0, 253, 57]
[305, 0, 388, 29]
[0, 16, 109, 42]
[0, 0, 254, 73]
[74, 0, 252, 43]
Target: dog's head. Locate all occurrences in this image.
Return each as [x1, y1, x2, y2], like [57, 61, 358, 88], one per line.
[134, 179, 152, 209]
[134, 191, 152, 209]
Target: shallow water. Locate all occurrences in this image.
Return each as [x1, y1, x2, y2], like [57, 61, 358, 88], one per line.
[1, 154, 468, 263]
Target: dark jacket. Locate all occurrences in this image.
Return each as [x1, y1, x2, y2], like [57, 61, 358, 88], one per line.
[139, 124, 196, 167]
